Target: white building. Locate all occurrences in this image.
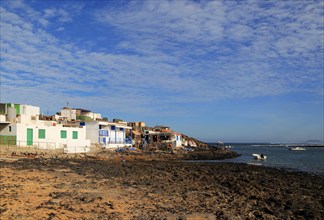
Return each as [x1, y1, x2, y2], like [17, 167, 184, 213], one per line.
[0, 103, 40, 124]
[0, 103, 90, 153]
[80, 121, 132, 148]
[144, 130, 183, 147]
[59, 107, 102, 122]
[60, 108, 77, 121]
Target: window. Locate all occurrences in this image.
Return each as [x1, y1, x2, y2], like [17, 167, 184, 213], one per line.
[61, 130, 67, 139]
[111, 126, 116, 130]
[72, 131, 78, 139]
[9, 126, 11, 132]
[38, 129, 46, 139]
[99, 130, 108, 136]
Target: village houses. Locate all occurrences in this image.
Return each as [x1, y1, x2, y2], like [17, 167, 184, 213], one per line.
[0, 103, 186, 153]
[0, 103, 90, 153]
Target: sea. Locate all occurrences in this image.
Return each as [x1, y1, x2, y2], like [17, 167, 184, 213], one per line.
[208, 143, 324, 175]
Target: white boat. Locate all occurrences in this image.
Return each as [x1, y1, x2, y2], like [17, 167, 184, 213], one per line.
[252, 153, 267, 160]
[289, 147, 306, 151]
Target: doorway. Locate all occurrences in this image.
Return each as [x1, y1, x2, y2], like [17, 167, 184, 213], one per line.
[27, 128, 33, 146]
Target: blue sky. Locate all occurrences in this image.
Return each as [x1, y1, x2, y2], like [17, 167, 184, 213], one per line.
[0, 0, 323, 143]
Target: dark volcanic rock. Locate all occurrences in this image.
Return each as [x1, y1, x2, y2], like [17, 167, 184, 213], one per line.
[183, 148, 240, 160]
[0, 156, 323, 219]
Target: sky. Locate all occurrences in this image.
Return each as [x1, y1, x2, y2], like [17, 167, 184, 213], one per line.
[0, 0, 323, 143]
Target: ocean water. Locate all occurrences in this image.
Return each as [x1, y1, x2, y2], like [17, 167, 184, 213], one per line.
[210, 144, 324, 175]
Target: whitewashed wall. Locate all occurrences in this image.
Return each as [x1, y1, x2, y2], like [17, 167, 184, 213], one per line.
[21, 105, 40, 117]
[0, 124, 16, 136]
[15, 123, 89, 149]
[83, 122, 99, 144]
[61, 109, 76, 121]
[82, 112, 101, 120]
[19, 105, 40, 124]
[63, 139, 91, 153]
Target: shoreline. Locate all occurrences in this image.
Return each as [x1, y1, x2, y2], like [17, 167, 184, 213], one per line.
[186, 159, 324, 177]
[0, 153, 323, 219]
[1, 145, 323, 175]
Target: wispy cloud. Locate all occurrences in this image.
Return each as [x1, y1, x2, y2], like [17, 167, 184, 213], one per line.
[3, 0, 49, 27]
[1, 0, 323, 118]
[94, 0, 323, 96]
[43, 8, 72, 23]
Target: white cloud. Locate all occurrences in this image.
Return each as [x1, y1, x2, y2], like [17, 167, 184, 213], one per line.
[43, 8, 56, 18]
[96, 0, 226, 46]
[95, 1, 323, 65]
[43, 8, 72, 23]
[56, 27, 64, 32]
[3, 0, 49, 27]
[227, 24, 254, 41]
[1, 0, 323, 117]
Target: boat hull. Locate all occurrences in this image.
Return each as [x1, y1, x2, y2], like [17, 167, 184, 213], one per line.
[252, 154, 267, 160]
[289, 147, 306, 151]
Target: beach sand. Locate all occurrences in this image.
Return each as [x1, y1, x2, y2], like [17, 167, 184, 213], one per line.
[0, 153, 323, 219]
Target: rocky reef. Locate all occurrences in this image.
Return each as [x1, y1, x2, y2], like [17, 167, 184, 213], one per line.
[0, 153, 323, 219]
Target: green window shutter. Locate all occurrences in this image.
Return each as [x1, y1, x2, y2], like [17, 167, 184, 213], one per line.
[14, 104, 21, 115]
[61, 130, 67, 139]
[38, 129, 46, 139]
[72, 131, 78, 139]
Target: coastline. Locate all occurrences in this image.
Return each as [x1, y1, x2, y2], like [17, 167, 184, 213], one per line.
[214, 144, 324, 175]
[0, 151, 323, 219]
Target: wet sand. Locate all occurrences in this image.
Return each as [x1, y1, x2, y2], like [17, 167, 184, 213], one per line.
[0, 154, 323, 219]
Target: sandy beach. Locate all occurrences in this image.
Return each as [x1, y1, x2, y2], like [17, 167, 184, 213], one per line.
[0, 151, 323, 220]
